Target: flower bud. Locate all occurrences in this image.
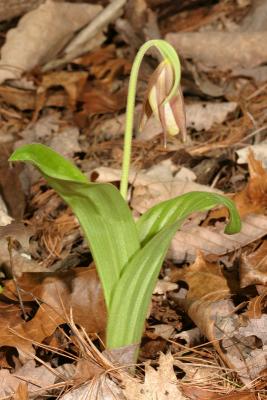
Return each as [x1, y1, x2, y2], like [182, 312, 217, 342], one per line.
[140, 60, 187, 143]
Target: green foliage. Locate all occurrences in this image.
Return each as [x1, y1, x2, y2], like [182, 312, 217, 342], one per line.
[9, 144, 241, 353]
[10, 144, 140, 308]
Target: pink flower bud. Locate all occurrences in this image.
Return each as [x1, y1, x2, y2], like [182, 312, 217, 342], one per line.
[140, 60, 187, 143]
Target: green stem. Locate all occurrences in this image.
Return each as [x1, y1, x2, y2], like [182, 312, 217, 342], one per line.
[120, 40, 167, 200]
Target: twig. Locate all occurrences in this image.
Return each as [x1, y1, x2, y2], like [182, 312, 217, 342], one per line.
[246, 82, 267, 100]
[0, 107, 23, 120]
[65, 0, 126, 54]
[42, 0, 127, 72]
[236, 124, 267, 145]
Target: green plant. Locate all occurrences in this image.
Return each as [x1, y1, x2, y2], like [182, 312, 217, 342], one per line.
[9, 40, 241, 359]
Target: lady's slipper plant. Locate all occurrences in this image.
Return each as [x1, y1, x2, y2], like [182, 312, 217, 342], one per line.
[9, 40, 241, 360]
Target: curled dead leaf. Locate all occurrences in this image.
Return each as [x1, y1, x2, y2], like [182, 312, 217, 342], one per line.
[240, 240, 267, 287]
[1, 267, 106, 357]
[171, 253, 267, 384]
[234, 149, 267, 217]
[34, 71, 88, 119]
[0, 221, 34, 251]
[208, 149, 267, 221]
[171, 251, 233, 307]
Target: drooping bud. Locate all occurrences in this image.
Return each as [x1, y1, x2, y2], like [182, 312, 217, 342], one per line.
[140, 60, 187, 144]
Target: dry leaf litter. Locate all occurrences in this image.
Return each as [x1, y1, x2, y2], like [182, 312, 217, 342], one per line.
[0, 0, 266, 399]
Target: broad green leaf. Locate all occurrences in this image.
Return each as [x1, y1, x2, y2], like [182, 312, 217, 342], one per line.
[9, 144, 140, 309]
[107, 192, 241, 350]
[10, 143, 88, 182]
[107, 222, 179, 349]
[136, 192, 241, 245]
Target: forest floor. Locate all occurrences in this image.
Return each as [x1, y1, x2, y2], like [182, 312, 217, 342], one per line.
[0, 0, 266, 398]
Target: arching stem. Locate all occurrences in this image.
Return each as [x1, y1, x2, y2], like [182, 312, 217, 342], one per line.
[119, 40, 178, 200]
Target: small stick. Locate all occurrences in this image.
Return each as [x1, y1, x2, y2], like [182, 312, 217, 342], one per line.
[65, 0, 126, 55]
[42, 0, 127, 72]
[246, 82, 267, 101]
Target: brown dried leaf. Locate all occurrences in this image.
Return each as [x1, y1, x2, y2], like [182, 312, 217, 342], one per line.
[208, 149, 267, 221]
[0, 221, 34, 250]
[0, 0, 43, 22]
[0, 268, 106, 356]
[0, 219, 36, 290]
[61, 375, 125, 400]
[16, 114, 81, 162]
[0, 303, 34, 356]
[15, 359, 56, 393]
[186, 101, 237, 131]
[182, 386, 257, 400]
[81, 86, 127, 115]
[175, 327, 201, 347]
[172, 253, 267, 384]
[234, 149, 267, 217]
[0, 86, 36, 111]
[123, 353, 186, 400]
[175, 358, 219, 388]
[170, 213, 267, 262]
[237, 143, 267, 169]
[153, 280, 178, 295]
[238, 315, 267, 345]
[74, 44, 116, 67]
[240, 241, 267, 287]
[13, 382, 28, 400]
[138, 101, 237, 140]
[90, 104, 142, 140]
[149, 324, 175, 340]
[73, 45, 131, 97]
[0, 369, 23, 398]
[233, 65, 267, 83]
[0, 84, 74, 111]
[34, 71, 88, 119]
[166, 32, 267, 70]
[180, 385, 217, 400]
[0, 147, 25, 220]
[18, 267, 106, 333]
[246, 291, 267, 319]
[90, 58, 131, 84]
[189, 299, 266, 384]
[0, 360, 56, 397]
[169, 150, 267, 262]
[0, 209, 12, 230]
[215, 394, 257, 400]
[73, 359, 104, 384]
[0, 245, 45, 276]
[175, 252, 232, 306]
[0, 1, 103, 83]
